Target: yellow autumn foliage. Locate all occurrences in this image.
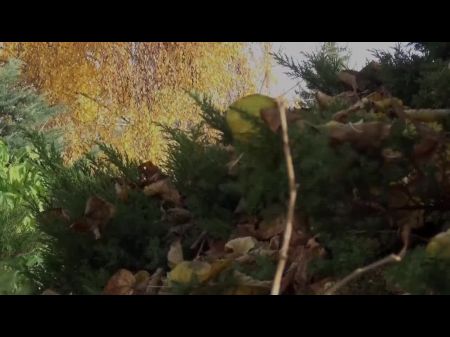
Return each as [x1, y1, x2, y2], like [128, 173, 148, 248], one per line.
[2, 42, 271, 163]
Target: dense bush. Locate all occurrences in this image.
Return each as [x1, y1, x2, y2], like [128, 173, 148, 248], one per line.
[0, 141, 45, 294]
[0, 59, 59, 294]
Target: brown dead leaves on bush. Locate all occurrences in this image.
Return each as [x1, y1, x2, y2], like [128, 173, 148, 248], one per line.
[61, 159, 186, 241]
[70, 196, 116, 240]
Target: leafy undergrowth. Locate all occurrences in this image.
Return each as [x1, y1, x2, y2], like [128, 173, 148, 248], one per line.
[0, 141, 45, 294]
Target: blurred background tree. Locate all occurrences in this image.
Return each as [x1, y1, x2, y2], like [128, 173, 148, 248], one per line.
[1, 43, 270, 163]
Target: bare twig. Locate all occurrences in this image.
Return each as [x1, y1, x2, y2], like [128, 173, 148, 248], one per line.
[190, 230, 207, 250]
[271, 99, 298, 295]
[195, 238, 207, 258]
[75, 91, 112, 112]
[278, 81, 302, 98]
[324, 226, 410, 295]
[226, 152, 244, 172]
[405, 109, 450, 121]
[259, 71, 268, 94]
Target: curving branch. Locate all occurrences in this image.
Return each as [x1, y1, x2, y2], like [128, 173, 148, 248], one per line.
[324, 226, 410, 295]
[271, 99, 299, 295]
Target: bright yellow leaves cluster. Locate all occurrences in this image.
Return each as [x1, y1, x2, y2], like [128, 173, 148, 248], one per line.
[1, 42, 268, 163]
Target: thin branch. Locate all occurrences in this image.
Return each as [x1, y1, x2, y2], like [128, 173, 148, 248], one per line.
[74, 91, 131, 125]
[278, 81, 302, 98]
[405, 109, 450, 121]
[271, 100, 298, 295]
[190, 230, 207, 250]
[75, 91, 112, 112]
[324, 227, 410, 295]
[259, 71, 268, 94]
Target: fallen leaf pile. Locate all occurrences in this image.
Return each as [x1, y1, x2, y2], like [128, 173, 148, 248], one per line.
[100, 196, 327, 295]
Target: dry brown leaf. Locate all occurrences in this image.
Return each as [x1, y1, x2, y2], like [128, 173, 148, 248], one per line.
[317, 91, 359, 114]
[389, 186, 425, 229]
[269, 235, 280, 250]
[250, 243, 278, 258]
[138, 160, 165, 187]
[336, 91, 360, 105]
[280, 237, 328, 294]
[260, 106, 302, 133]
[413, 133, 441, 162]
[143, 179, 182, 205]
[338, 71, 358, 92]
[168, 240, 184, 269]
[309, 278, 334, 295]
[230, 221, 258, 239]
[290, 230, 309, 247]
[333, 103, 361, 123]
[325, 121, 391, 150]
[365, 91, 386, 102]
[257, 213, 286, 240]
[85, 196, 116, 225]
[114, 179, 130, 202]
[205, 239, 227, 259]
[103, 269, 136, 295]
[260, 106, 281, 133]
[169, 223, 194, 236]
[306, 236, 328, 258]
[166, 207, 192, 224]
[315, 91, 334, 109]
[134, 270, 151, 294]
[279, 246, 307, 293]
[70, 196, 116, 240]
[38, 208, 71, 225]
[331, 91, 382, 122]
[382, 148, 403, 163]
[225, 236, 257, 255]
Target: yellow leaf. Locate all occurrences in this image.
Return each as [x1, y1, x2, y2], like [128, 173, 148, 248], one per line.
[226, 94, 277, 142]
[168, 261, 212, 285]
[225, 236, 257, 255]
[167, 240, 184, 269]
[426, 230, 450, 259]
[208, 259, 233, 280]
